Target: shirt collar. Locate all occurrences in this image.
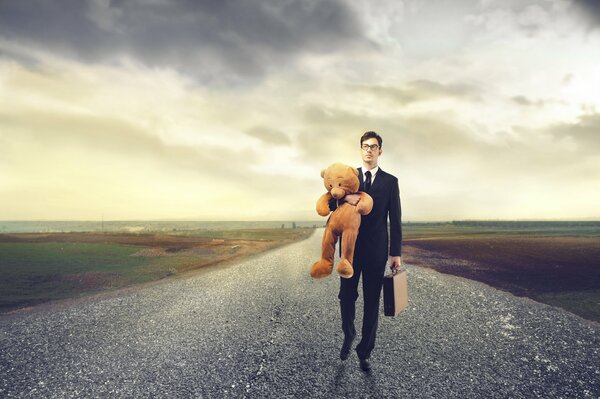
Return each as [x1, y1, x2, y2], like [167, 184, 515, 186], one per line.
[362, 165, 379, 177]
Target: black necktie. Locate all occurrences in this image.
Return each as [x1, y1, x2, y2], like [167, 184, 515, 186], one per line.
[364, 171, 372, 192]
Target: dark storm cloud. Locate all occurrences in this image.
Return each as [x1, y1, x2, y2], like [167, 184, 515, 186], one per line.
[0, 0, 367, 84]
[574, 0, 600, 25]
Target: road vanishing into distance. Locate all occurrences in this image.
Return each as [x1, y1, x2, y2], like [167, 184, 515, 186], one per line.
[1, 229, 599, 398]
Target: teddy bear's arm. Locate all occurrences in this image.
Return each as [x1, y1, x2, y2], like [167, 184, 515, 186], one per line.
[356, 192, 374, 215]
[316, 192, 333, 216]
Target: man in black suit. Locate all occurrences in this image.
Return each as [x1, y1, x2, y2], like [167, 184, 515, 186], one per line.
[332, 131, 402, 371]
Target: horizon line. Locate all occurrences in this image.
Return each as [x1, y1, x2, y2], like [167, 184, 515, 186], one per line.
[1, 218, 600, 223]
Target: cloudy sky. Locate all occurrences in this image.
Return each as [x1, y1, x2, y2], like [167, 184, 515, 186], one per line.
[0, 0, 598, 221]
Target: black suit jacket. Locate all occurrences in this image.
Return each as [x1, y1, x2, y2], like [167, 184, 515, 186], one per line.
[330, 167, 402, 264]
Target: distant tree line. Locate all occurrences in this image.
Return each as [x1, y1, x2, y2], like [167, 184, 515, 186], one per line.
[451, 220, 600, 228]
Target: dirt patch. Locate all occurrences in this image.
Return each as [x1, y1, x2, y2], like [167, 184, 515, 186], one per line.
[403, 236, 600, 322]
[404, 236, 600, 294]
[181, 247, 215, 256]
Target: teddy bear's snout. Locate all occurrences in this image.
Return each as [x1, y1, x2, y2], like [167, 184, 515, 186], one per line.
[331, 187, 346, 199]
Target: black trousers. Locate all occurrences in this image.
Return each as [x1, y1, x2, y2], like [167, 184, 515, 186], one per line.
[338, 256, 387, 360]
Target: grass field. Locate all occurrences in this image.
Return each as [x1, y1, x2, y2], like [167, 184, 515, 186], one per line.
[2, 221, 599, 323]
[403, 221, 600, 323]
[0, 228, 313, 313]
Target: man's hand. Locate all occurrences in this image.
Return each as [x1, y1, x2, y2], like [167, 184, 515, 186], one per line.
[390, 256, 402, 271]
[343, 194, 361, 206]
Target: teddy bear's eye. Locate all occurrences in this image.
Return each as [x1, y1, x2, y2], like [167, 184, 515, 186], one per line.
[329, 184, 332, 188]
[338, 183, 341, 186]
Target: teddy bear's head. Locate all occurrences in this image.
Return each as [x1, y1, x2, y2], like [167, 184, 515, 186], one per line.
[321, 163, 360, 200]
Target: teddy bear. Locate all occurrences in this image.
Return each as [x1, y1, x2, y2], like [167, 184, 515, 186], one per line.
[311, 163, 373, 279]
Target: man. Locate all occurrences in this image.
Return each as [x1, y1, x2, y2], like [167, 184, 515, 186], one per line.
[331, 131, 402, 372]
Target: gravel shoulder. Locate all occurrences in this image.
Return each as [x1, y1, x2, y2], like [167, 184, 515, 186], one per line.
[1, 229, 598, 398]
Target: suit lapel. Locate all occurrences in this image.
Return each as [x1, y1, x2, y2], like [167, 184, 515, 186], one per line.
[358, 166, 385, 193]
[358, 167, 364, 191]
[369, 168, 385, 193]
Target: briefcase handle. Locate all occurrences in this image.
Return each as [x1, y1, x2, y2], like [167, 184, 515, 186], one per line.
[390, 267, 405, 276]
[387, 258, 405, 277]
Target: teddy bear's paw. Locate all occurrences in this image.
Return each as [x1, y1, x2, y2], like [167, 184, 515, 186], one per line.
[337, 259, 354, 279]
[310, 260, 333, 278]
[356, 203, 371, 215]
[316, 204, 331, 217]
[317, 209, 330, 217]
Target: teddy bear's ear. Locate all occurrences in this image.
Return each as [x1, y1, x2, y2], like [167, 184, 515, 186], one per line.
[351, 167, 359, 176]
[321, 169, 326, 178]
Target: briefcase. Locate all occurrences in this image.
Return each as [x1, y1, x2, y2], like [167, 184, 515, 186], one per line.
[383, 268, 408, 317]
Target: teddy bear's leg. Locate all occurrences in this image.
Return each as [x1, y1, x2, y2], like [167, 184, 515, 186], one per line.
[337, 229, 357, 279]
[310, 227, 336, 278]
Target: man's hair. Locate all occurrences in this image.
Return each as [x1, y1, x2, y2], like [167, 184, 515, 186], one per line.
[360, 131, 382, 148]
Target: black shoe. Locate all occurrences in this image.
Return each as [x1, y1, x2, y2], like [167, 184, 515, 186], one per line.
[340, 337, 354, 360]
[359, 358, 372, 371]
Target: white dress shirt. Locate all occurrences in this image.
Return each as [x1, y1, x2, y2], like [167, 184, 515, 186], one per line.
[361, 165, 379, 185]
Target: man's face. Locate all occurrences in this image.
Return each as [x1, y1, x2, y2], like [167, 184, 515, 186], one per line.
[361, 137, 382, 165]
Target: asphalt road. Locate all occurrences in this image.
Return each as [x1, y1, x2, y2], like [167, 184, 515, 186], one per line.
[1, 229, 599, 398]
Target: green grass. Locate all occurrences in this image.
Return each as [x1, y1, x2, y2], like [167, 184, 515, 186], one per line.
[0, 242, 146, 274]
[0, 228, 314, 313]
[0, 242, 152, 311]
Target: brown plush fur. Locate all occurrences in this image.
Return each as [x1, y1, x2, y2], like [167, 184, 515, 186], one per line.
[311, 163, 373, 279]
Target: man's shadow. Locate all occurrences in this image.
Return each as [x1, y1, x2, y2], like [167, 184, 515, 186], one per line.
[329, 361, 382, 397]
[333, 362, 348, 390]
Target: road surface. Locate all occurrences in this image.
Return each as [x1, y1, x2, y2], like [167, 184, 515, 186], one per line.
[1, 229, 599, 398]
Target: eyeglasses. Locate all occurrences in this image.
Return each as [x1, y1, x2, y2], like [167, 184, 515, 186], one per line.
[361, 144, 380, 151]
